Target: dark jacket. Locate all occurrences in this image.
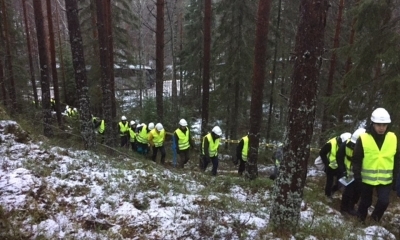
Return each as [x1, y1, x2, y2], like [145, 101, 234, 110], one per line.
[352, 124, 399, 183]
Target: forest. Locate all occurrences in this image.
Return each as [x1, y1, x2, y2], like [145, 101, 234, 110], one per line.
[1, 0, 400, 233]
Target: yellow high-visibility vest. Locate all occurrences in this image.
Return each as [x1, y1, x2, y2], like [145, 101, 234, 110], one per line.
[128, 127, 136, 142]
[202, 133, 220, 157]
[327, 137, 339, 169]
[241, 136, 249, 161]
[175, 127, 190, 150]
[360, 132, 397, 185]
[118, 121, 129, 136]
[149, 129, 165, 147]
[136, 125, 148, 144]
[344, 139, 354, 177]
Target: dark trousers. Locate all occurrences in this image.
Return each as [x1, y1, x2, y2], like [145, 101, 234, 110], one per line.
[178, 149, 190, 168]
[120, 135, 128, 147]
[136, 142, 149, 155]
[152, 146, 166, 164]
[357, 183, 391, 222]
[325, 166, 340, 197]
[202, 156, 219, 176]
[130, 141, 136, 152]
[238, 159, 246, 175]
[340, 180, 361, 212]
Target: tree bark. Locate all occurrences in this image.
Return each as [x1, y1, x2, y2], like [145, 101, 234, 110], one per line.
[96, 0, 113, 146]
[46, 0, 62, 127]
[269, 0, 329, 234]
[22, 0, 39, 109]
[65, 0, 96, 149]
[56, 3, 67, 105]
[105, 0, 116, 123]
[246, 0, 272, 180]
[156, 0, 165, 122]
[1, 0, 18, 113]
[201, 0, 211, 137]
[33, 0, 53, 137]
[0, 59, 5, 106]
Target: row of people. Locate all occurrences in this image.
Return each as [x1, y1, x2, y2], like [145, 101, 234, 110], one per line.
[319, 107, 400, 223]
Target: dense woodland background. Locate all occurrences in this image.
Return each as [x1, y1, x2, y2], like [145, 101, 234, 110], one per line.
[1, 0, 400, 233]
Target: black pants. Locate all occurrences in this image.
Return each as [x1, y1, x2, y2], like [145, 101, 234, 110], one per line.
[325, 166, 340, 197]
[202, 156, 219, 176]
[152, 146, 166, 164]
[340, 180, 361, 212]
[178, 149, 190, 168]
[357, 183, 391, 222]
[120, 135, 128, 147]
[238, 158, 246, 175]
[130, 141, 136, 152]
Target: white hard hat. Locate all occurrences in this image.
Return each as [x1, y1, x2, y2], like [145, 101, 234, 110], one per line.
[179, 118, 188, 127]
[73, 108, 77, 111]
[212, 126, 222, 136]
[121, 115, 127, 121]
[148, 122, 155, 130]
[340, 132, 351, 142]
[66, 105, 69, 110]
[155, 123, 164, 131]
[351, 128, 366, 143]
[371, 108, 391, 123]
[130, 120, 136, 126]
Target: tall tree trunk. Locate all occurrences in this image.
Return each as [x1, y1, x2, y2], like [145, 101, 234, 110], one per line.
[22, 0, 39, 109]
[46, 0, 62, 127]
[339, 0, 360, 123]
[201, 0, 211, 136]
[266, 0, 282, 141]
[321, 0, 344, 141]
[65, 0, 96, 149]
[96, 0, 113, 146]
[0, 59, 5, 106]
[166, 1, 178, 121]
[156, 0, 165, 122]
[105, 0, 116, 122]
[56, 3, 67, 105]
[1, 0, 17, 113]
[246, 0, 272, 180]
[270, 0, 329, 234]
[33, 0, 53, 137]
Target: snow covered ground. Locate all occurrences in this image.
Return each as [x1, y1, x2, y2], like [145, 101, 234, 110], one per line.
[0, 120, 399, 239]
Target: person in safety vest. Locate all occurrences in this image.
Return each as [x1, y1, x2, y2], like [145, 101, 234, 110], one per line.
[148, 123, 166, 164]
[336, 128, 366, 216]
[353, 108, 399, 222]
[92, 116, 105, 143]
[118, 115, 129, 148]
[201, 126, 222, 176]
[235, 134, 250, 176]
[128, 120, 137, 151]
[136, 122, 154, 155]
[319, 131, 351, 201]
[50, 98, 56, 111]
[174, 119, 195, 168]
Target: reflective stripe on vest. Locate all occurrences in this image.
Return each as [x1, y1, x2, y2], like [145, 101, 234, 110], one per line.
[360, 132, 397, 185]
[129, 128, 136, 142]
[119, 121, 129, 136]
[202, 133, 220, 157]
[136, 125, 148, 144]
[150, 129, 165, 147]
[241, 136, 249, 161]
[175, 128, 190, 150]
[327, 137, 338, 169]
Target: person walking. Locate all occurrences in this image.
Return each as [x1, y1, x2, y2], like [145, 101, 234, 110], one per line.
[136, 122, 154, 155]
[319, 131, 351, 201]
[92, 116, 105, 143]
[235, 134, 251, 176]
[118, 116, 129, 147]
[148, 123, 166, 164]
[269, 143, 283, 180]
[128, 120, 137, 152]
[201, 126, 222, 176]
[174, 119, 195, 168]
[353, 108, 399, 222]
[337, 128, 366, 216]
